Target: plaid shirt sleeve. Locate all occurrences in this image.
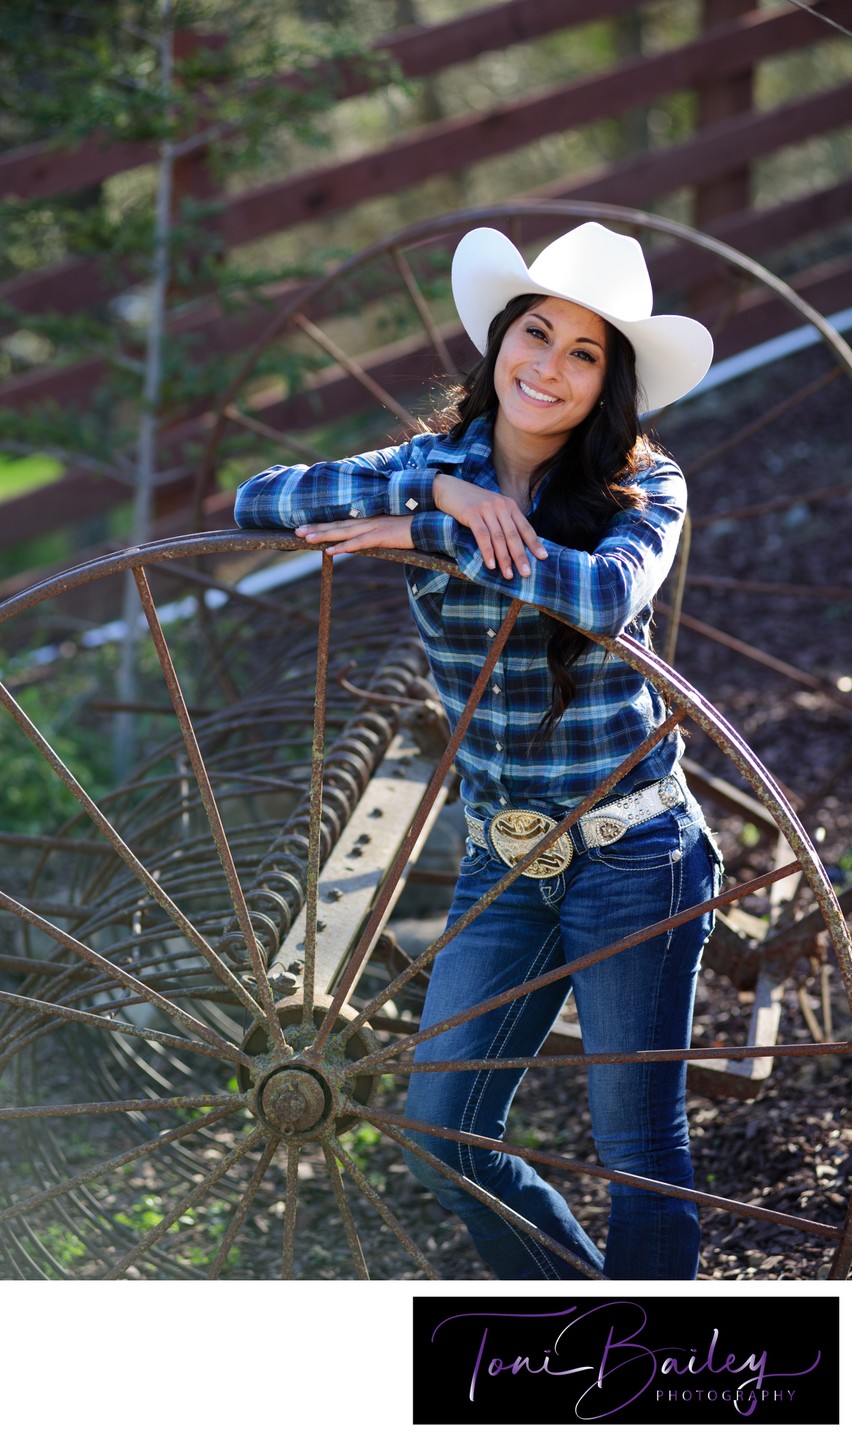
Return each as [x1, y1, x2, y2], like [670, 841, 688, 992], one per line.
[410, 456, 687, 635]
[234, 434, 439, 529]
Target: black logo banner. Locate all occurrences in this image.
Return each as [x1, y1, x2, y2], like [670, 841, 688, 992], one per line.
[412, 1296, 839, 1425]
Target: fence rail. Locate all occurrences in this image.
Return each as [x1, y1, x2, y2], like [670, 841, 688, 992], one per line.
[1, 0, 850, 583]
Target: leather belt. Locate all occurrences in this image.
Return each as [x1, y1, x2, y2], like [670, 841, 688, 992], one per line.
[466, 775, 685, 878]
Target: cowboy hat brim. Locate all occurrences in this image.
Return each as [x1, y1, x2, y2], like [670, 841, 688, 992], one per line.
[451, 227, 713, 412]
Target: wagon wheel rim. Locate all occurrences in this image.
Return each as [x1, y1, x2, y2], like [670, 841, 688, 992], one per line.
[1, 534, 850, 1280]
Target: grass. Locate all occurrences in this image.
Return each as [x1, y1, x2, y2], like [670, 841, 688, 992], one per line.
[0, 452, 64, 499]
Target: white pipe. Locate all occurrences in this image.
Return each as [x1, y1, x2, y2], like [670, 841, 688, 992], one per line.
[691, 305, 852, 396]
[10, 305, 852, 671]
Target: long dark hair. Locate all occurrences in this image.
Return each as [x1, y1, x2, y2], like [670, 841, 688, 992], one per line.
[438, 294, 653, 739]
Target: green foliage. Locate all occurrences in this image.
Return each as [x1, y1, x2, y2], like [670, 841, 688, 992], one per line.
[0, 453, 64, 499]
[0, 623, 209, 829]
[113, 1192, 240, 1267]
[0, 2, 168, 146]
[344, 1121, 385, 1186]
[0, 668, 114, 833]
[35, 1223, 88, 1268]
[114, 1194, 173, 1232]
[0, 0, 389, 559]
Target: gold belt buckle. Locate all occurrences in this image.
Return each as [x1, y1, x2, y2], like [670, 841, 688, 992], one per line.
[490, 808, 573, 878]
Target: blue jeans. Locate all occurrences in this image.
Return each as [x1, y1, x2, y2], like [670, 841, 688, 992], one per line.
[404, 787, 722, 1280]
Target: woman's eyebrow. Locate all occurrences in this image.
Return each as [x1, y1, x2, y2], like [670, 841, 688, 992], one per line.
[528, 312, 605, 348]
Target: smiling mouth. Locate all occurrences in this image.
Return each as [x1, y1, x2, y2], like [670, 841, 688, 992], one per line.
[518, 379, 559, 405]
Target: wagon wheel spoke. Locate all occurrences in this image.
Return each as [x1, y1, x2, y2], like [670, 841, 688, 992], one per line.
[352, 1106, 843, 1246]
[391, 244, 456, 377]
[376, 1038, 852, 1076]
[301, 553, 333, 1025]
[104, 1125, 264, 1279]
[223, 406, 325, 464]
[310, 598, 523, 1052]
[0, 676, 264, 1023]
[321, 1139, 370, 1279]
[133, 566, 288, 1050]
[0, 1107, 244, 1225]
[358, 1113, 604, 1280]
[347, 860, 806, 1073]
[325, 1134, 439, 1279]
[280, 1145, 301, 1281]
[0, 987, 232, 1063]
[291, 312, 416, 429]
[0, 892, 242, 1062]
[0, 1096, 240, 1120]
[208, 1134, 281, 1280]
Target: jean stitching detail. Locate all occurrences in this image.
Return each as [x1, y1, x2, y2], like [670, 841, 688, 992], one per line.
[457, 923, 566, 1278]
[644, 857, 678, 1274]
[457, 925, 558, 1151]
[636, 832, 691, 1277]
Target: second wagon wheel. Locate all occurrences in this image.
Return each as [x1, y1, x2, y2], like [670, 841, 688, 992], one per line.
[0, 532, 850, 1280]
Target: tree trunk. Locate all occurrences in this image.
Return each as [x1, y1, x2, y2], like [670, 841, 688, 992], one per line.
[113, 1, 175, 778]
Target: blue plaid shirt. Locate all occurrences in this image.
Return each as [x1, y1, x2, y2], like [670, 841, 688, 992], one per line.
[234, 416, 686, 816]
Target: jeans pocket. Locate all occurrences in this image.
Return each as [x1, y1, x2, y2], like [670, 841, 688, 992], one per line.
[458, 839, 492, 877]
[698, 827, 725, 935]
[700, 826, 725, 887]
[586, 812, 683, 872]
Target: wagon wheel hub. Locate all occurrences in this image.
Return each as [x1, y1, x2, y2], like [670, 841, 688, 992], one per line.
[237, 992, 380, 1141]
[258, 1065, 333, 1136]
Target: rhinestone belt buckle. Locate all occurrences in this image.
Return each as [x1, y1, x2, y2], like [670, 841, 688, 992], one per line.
[489, 808, 573, 878]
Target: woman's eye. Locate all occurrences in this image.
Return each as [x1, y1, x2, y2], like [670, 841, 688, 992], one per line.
[574, 349, 597, 364]
[526, 325, 548, 341]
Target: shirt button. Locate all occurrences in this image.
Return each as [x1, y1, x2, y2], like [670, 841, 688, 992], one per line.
[486, 628, 496, 638]
[495, 742, 502, 751]
[411, 584, 418, 594]
[405, 497, 418, 511]
[492, 683, 501, 694]
[348, 506, 359, 518]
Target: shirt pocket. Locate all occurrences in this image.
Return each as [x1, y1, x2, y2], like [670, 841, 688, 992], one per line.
[405, 567, 449, 640]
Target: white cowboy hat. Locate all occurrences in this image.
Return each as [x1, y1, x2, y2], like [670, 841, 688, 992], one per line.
[451, 222, 713, 412]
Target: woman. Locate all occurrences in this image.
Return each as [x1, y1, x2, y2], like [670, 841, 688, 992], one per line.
[234, 221, 722, 1280]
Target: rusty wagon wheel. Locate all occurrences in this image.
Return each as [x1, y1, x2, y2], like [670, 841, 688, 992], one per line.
[0, 534, 850, 1280]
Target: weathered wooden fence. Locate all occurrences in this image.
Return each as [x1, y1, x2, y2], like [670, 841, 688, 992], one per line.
[1, 0, 850, 593]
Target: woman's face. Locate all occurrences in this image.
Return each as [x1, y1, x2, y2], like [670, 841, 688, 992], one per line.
[492, 296, 608, 453]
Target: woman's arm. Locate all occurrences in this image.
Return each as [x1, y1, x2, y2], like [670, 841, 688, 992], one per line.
[299, 477, 547, 572]
[431, 473, 548, 579]
[233, 436, 440, 530]
[422, 458, 687, 635]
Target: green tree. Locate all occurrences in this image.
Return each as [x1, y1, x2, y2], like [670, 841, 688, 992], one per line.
[0, 0, 384, 771]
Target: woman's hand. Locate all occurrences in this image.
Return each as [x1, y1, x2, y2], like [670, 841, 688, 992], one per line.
[433, 473, 547, 579]
[294, 514, 414, 554]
